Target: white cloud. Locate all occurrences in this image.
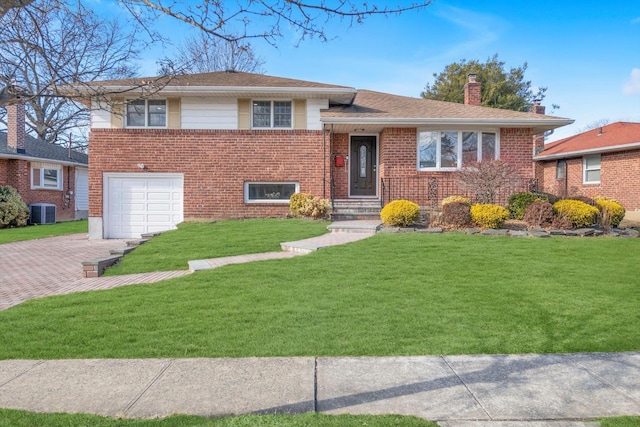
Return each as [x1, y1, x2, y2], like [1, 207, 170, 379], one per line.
[623, 68, 640, 95]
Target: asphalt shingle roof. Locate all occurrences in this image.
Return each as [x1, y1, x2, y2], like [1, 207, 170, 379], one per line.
[0, 132, 88, 165]
[322, 89, 567, 121]
[87, 71, 354, 90]
[536, 122, 640, 159]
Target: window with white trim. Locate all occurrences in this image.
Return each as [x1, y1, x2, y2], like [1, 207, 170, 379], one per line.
[126, 99, 166, 127]
[556, 159, 566, 179]
[244, 182, 299, 203]
[31, 164, 62, 190]
[583, 154, 601, 183]
[417, 130, 498, 170]
[252, 101, 292, 128]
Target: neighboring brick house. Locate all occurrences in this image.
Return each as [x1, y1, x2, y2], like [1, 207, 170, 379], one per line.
[78, 71, 572, 239]
[0, 103, 89, 222]
[534, 122, 640, 211]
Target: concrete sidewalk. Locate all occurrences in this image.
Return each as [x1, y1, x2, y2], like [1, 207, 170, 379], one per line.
[0, 353, 638, 424]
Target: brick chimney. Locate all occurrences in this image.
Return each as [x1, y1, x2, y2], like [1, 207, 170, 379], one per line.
[530, 99, 545, 115]
[464, 73, 481, 106]
[7, 103, 26, 154]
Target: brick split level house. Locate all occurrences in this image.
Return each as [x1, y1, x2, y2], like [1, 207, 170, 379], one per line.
[78, 71, 573, 239]
[534, 121, 640, 211]
[1, 103, 88, 222]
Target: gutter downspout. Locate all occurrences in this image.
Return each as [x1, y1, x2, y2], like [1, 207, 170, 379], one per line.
[330, 124, 335, 210]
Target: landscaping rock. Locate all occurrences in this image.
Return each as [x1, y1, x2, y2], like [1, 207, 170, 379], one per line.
[508, 230, 529, 237]
[482, 229, 509, 236]
[419, 227, 443, 233]
[528, 230, 550, 238]
[466, 228, 481, 235]
[379, 227, 400, 233]
[625, 228, 639, 238]
[565, 230, 578, 236]
[575, 228, 595, 237]
[549, 230, 566, 236]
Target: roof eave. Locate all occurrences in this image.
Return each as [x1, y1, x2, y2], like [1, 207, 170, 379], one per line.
[320, 117, 574, 129]
[534, 141, 640, 161]
[0, 152, 88, 167]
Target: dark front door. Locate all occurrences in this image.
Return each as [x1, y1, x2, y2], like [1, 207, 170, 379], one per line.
[350, 136, 377, 196]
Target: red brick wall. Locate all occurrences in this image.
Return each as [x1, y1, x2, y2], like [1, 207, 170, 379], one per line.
[538, 149, 640, 211]
[0, 159, 76, 220]
[500, 128, 535, 178]
[329, 127, 537, 203]
[89, 129, 329, 219]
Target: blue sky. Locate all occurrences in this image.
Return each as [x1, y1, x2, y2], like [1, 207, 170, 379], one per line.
[133, 0, 640, 142]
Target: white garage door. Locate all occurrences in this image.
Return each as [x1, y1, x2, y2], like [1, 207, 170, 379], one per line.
[104, 173, 183, 239]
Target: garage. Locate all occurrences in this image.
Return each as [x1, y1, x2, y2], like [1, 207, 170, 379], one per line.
[104, 173, 184, 239]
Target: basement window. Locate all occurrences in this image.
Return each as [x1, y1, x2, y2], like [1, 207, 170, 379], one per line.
[244, 182, 299, 203]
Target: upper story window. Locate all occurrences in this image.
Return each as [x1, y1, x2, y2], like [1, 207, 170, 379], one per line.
[417, 130, 498, 171]
[31, 163, 62, 190]
[583, 154, 601, 184]
[126, 99, 166, 127]
[252, 100, 292, 128]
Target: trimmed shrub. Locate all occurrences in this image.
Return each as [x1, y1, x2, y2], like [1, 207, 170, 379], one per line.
[0, 185, 29, 228]
[300, 197, 330, 219]
[442, 201, 472, 227]
[595, 197, 625, 227]
[523, 201, 554, 228]
[381, 200, 420, 227]
[289, 192, 314, 217]
[569, 195, 597, 206]
[508, 192, 548, 220]
[442, 195, 471, 206]
[553, 199, 599, 228]
[470, 203, 510, 229]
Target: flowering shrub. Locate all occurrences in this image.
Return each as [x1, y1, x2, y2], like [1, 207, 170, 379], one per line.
[442, 201, 472, 227]
[595, 197, 625, 227]
[380, 200, 420, 226]
[470, 203, 510, 229]
[553, 199, 599, 228]
[442, 195, 471, 206]
[508, 192, 548, 220]
[0, 185, 29, 228]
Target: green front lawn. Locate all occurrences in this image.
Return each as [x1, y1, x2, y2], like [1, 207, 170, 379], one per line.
[0, 410, 436, 427]
[1, 232, 638, 359]
[104, 219, 329, 274]
[0, 220, 87, 244]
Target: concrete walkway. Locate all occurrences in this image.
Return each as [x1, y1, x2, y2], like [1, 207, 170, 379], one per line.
[0, 353, 638, 424]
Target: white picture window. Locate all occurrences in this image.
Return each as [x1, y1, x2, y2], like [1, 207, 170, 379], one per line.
[244, 182, 299, 203]
[583, 154, 601, 183]
[31, 165, 62, 190]
[126, 99, 166, 127]
[418, 130, 498, 170]
[252, 101, 292, 128]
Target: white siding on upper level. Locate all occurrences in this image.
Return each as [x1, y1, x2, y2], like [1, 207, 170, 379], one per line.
[181, 97, 237, 130]
[91, 101, 111, 129]
[307, 99, 329, 130]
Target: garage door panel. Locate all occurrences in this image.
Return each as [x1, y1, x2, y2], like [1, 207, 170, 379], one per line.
[106, 174, 183, 239]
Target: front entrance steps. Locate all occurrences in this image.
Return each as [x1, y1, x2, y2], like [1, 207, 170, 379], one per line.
[330, 199, 382, 221]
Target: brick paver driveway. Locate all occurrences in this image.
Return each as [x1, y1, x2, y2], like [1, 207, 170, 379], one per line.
[0, 234, 189, 311]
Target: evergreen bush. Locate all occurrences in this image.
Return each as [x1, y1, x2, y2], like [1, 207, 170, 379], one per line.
[0, 185, 29, 228]
[380, 200, 420, 227]
[470, 203, 510, 229]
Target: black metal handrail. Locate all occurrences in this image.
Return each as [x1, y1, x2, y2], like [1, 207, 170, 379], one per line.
[380, 176, 537, 207]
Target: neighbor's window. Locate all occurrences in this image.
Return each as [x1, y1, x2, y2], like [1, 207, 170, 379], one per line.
[583, 154, 601, 183]
[418, 130, 498, 170]
[126, 99, 166, 127]
[244, 182, 299, 203]
[31, 165, 62, 190]
[252, 101, 292, 128]
[556, 159, 566, 179]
